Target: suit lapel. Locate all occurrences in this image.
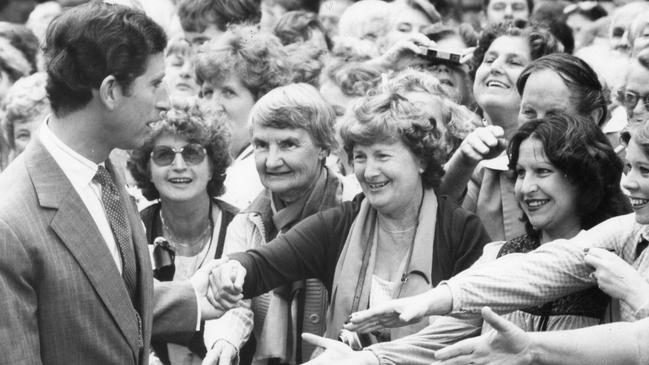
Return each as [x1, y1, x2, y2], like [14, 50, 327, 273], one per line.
[25, 138, 143, 357]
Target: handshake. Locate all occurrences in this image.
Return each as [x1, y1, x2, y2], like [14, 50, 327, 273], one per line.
[189, 257, 248, 320]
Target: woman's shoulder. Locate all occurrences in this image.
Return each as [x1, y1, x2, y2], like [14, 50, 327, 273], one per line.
[139, 201, 160, 226]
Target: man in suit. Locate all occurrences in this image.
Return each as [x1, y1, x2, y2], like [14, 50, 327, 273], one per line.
[0, 2, 235, 364]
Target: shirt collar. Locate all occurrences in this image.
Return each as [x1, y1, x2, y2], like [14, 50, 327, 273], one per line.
[39, 118, 102, 190]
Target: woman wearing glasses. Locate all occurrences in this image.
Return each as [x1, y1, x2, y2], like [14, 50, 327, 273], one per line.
[127, 106, 238, 365]
[620, 49, 649, 126]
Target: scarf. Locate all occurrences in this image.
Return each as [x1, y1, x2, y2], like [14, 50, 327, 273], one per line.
[326, 187, 439, 342]
[255, 167, 341, 363]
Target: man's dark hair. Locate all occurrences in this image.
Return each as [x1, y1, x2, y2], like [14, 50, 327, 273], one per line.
[44, 1, 167, 117]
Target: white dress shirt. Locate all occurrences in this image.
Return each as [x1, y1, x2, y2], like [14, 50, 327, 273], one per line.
[39, 123, 123, 273]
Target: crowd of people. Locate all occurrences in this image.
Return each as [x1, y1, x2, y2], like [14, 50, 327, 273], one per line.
[2, 0, 649, 364]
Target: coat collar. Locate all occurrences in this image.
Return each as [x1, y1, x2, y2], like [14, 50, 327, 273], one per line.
[24, 137, 151, 359]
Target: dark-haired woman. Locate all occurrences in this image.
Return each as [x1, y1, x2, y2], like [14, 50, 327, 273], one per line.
[127, 107, 238, 365]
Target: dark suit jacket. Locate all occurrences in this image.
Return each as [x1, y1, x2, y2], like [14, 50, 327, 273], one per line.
[0, 137, 197, 365]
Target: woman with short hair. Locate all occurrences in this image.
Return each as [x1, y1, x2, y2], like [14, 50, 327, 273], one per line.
[207, 86, 491, 364]
[127, 106, 237, 365]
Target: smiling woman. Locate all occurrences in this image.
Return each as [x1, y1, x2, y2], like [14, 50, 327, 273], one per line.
[205, 86, 491, 364]
[127, 106, 237, 365]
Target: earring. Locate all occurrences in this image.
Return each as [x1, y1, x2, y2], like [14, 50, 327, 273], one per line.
[418, 168, 424, 174]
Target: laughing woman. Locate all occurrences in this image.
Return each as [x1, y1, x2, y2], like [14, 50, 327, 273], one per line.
[439, 22, 561, 241]
[345, 121, 649, 365]
[206, 87, 491, 364]
[127, 107, 237, 365]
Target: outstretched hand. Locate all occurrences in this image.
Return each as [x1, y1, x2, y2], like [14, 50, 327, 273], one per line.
[433, 307, 533, 365]
[300, 333, 378, 365]
[345, 293, 434, 333]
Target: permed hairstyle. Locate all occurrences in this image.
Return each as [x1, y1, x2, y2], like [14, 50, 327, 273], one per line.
[249, 83, 337, 155]
[194, 24, 291, 101]
[178, 0, 260, 33]
[44, 2, 167, 117]
[273, 10, 332, 50]
[3, 72, 49, 149]
[340, 91, 446, 189]
[382, 68, 482, 158]
[508, 112, 630, 237]
[517, 53, 607, 127]
[127, 105, 231, 201]
[471, 21, 562, 75]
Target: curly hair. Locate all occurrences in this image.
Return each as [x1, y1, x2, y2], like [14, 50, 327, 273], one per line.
[127, 105, 232, 201]
[340, 91, 446, 189]
[194, 24, 292, 100]
[517, 53, 607, 127]
[381, 68, 482, 158]
[322, 58, 383, 98]
[470, 21, 562, 77]
[178, 0, 260, 32]
[508, 112, 630, 238]
[3, 72, 49, 149]
[273, 10, 332, 50]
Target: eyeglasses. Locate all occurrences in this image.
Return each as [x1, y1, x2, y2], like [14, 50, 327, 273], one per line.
[150, 143, 207, 166]
[618, 90, 649, 111]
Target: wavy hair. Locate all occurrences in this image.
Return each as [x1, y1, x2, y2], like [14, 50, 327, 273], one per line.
[508, 112, 630, 238]
[127, 105, 231, 200]
[340, 91, 445, 189]
[194, 24, 291, 100]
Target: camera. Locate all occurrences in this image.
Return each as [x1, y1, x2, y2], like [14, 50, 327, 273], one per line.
[418, 46, 475, 65]
[152, 237, 175, 281]
[338, 329, 372, 351]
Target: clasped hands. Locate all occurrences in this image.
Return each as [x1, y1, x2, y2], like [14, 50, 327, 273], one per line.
[189, 257, 247, 320]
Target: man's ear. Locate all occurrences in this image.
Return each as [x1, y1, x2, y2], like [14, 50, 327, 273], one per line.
[98, 75, 120, 110]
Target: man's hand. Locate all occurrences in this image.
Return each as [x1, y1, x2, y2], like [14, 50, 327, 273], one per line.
[206, 258, 246, 315]
[371, 32, 435, 71]
[300, 333, 378, 365]
[201, 340, 238, 365]
[433, 307, 533, 365]
[585, 247, 649, 311]
[191, 259, 243, 320]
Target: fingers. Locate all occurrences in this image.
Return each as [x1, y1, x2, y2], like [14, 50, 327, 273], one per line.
[435, 354, 474, 365]
[480, 306, 514, 334]
[229, 261, 246, 291]
[201, 345, 222, 365]
[219, 343, 236, 365]
[434, 337, 478, 360]
[302, 333, 338, 349]
[462, 126, 506, 161]
[347, 306, 389, 326]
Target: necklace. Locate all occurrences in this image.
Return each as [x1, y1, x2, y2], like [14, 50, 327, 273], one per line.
[160, 201, 213, 256]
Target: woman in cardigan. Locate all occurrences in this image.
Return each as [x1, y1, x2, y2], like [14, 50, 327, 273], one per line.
[205, 87, 491, 364]
[127, 106, 237, 365]
[203, 83, 344, 365]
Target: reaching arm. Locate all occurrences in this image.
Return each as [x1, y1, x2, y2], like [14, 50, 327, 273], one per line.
[438, 126, 506, 201]
[434, 307, 649, 365]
